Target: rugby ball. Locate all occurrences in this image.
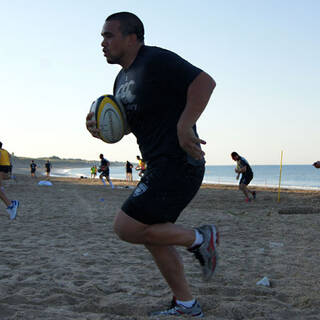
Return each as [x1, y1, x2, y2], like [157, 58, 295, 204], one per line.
[90, 95, 129, 143]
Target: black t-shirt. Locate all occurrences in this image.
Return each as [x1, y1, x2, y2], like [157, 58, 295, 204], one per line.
[239, 156, 253, 176]
[45, 162, 51, 171]
[126, 162, 133, 173]
[100, 158, 110, 172]
[114, 45, 204, 166]
[30, 163, 37, 170]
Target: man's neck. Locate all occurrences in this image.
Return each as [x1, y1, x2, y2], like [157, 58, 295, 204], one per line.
[121, 43, 144, 70]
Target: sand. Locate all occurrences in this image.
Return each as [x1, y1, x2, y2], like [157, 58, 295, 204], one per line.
[1, 174, 320, 319]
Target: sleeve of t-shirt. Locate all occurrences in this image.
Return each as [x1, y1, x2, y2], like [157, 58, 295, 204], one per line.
[239, 158, 248, 168]
[155, 49, 203, 94]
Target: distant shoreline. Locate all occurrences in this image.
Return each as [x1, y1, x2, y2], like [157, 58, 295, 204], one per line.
[8, 172, 320, 195]
[10, 155, 126, 168]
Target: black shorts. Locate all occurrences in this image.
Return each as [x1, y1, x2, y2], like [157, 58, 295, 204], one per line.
[121, 158, 205, 225]
[100, 169, 110, 177]
[0, 165, 11, 173]
[31, 169, 36, 173]
[240, 172, 253, 185]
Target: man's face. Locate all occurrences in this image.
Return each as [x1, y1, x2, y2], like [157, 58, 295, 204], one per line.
[231, 155, 238, 161]
[101, 20, 128, 65]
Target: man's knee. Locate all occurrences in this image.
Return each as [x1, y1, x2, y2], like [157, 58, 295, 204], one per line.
[113, 219, 127, 241]
[114, 222, 148, 243]
[113, 211, 148, 244]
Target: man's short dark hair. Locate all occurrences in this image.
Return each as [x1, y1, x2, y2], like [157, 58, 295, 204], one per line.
[231, 152, 239, 157]
[106, 12, 144, 42]
[0, 142, 2, 149]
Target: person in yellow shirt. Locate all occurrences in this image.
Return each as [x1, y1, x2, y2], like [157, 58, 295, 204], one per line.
[135, 155, 146, 177]
[0, 142, 19, 220]
[90, 165, 97, 179]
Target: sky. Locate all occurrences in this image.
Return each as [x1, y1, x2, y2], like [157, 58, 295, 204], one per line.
[1, 0, 319, 165]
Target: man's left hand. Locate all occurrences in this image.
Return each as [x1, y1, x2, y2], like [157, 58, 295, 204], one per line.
[177, 127, 206, 160]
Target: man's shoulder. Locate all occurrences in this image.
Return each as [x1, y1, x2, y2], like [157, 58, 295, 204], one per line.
[144, 45, 173, 54]
[140, 45, 179, 63]
[239, 157, 248, 165]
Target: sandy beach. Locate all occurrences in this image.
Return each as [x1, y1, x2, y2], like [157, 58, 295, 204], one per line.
[1, 174, 320, 319]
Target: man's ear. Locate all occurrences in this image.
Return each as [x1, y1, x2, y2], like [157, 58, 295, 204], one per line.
[127, 33, 138, 46]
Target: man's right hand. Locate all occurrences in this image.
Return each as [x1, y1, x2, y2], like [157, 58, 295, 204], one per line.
[86, 112, 100, 138]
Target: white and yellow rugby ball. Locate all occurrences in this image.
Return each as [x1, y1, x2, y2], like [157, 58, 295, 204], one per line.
[90, 95, 129, 144]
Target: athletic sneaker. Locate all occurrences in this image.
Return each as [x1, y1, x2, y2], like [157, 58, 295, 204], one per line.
[148, 297, 203, 318]
[7, 200, 19, 220]
[188, 224, 219, 281]
[252, 191, 256, 199]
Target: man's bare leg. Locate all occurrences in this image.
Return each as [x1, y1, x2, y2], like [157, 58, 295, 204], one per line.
[145, 244, 193, 301]
[0, 173, 11, 207]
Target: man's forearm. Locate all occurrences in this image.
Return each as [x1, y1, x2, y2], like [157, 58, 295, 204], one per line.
[177, 72, 216, 131]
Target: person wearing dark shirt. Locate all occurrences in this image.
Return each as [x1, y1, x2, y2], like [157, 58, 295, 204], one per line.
[125, 160, 133, 182]
[231, 151, 256, 202]
[99, 154, 114, 189]
[86, 12, 217, 317]
[30, 160, 37, 178]
[313, 161, 320, 169]
[45, 160, 52, 177]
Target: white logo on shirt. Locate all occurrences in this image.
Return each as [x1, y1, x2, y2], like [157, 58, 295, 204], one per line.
[116, 80, 136, 104]
[133, 182, 148, 197]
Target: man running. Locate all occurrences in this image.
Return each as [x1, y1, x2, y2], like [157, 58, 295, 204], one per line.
[98, 154, 114, 189]
[86, 12, 218, 317]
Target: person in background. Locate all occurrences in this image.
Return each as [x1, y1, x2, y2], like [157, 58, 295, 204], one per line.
[135, 155, 146, 177]
[93, 165, 97, 178]
[231, 151, 256, 202]
[0, 141, 19, 220]
[30, 160, 37, 178]
[86, 12, 218, 317]
[126, 161, 133, 182]
[312, 161, 320, 169]
[45, 160, 52, 178]
[91, 165, 97, 179]
[99, 154, 114, 189]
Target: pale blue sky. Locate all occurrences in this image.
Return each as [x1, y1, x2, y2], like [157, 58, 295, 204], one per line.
[1, 0, 319, 165]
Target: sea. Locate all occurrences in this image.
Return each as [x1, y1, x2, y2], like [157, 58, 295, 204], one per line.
[51, 165, 320, 190]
